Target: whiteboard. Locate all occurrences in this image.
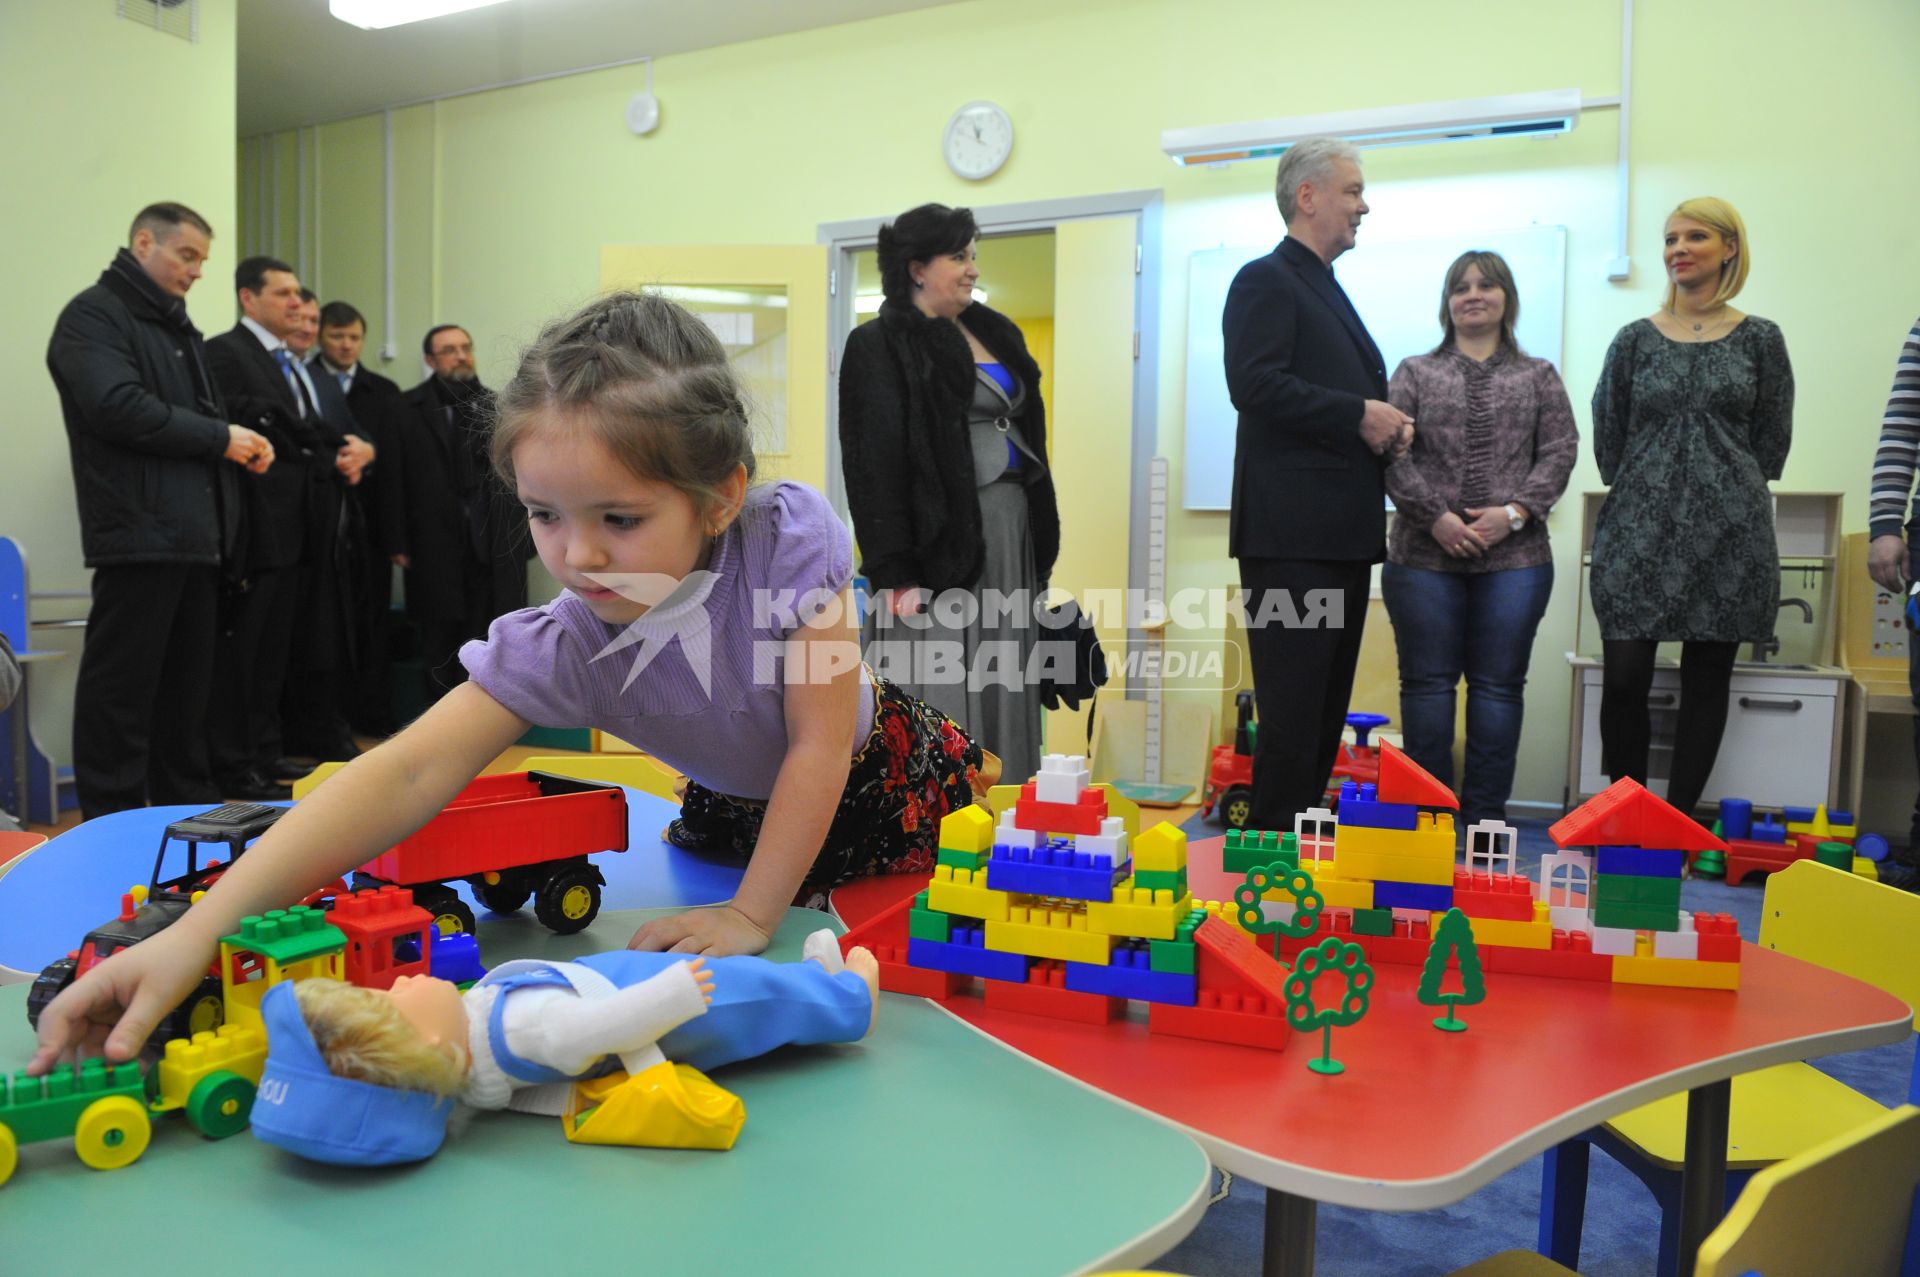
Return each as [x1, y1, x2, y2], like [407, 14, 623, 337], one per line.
[1183, 226, 1567, 510]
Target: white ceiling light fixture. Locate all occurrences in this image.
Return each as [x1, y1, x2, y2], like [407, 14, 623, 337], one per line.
[1160, 89, 1584, 167]
[329, 0, 518, 31]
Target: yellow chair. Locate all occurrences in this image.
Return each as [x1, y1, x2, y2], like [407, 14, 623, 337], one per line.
[1456, 1105, 1920, 1277]
[1539, 861, 1920, 1276]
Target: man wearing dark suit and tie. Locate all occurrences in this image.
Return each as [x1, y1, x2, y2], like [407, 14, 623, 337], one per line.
[1223, 137, 1415, 832]
[204, 257, 331, 796]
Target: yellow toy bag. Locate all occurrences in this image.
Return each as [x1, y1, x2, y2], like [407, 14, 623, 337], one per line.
[562, 1057, 745, 1151]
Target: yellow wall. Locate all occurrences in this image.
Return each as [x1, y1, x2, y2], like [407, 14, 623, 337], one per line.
[2, 1, 238, 761]
[141, 0, 1920, 808]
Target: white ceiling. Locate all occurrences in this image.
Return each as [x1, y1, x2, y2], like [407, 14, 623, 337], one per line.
[237, 0, 966, 135]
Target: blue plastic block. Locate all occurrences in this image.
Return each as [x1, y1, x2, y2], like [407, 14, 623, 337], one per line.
[1830, 810, 1854, 827]
[1857, 832, 1890, 863]
[1595, 846, 1685, 878]
[1718, 797, 1753, 840]
[1063, 943, 1197, 1005]
[1372, 879, 1454, 912]
[1781, 806, 1818, 824]
[1749, 815, 1787, 845]
[986, 837, 1128, 902]
[1333, 780, 1418, 830]
[428, 930, 485, 985]
[908, 931, 1031, 983]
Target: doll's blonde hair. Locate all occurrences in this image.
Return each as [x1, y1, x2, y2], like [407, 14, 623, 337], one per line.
[292, 979, 469, 1098]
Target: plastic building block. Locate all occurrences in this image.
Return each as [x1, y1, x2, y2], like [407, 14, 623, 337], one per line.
[1749, 813, 1788, 844]
[224, 907, 345, 966]
[1292, 873, 1374, 911]
[909, 930, 1031, 983]
[994, 807, 1037, 851]
[1780, 805, 1819, 826]
[1374, 739, 1460, 809]
[1132, 866, 1190, 895]
[1149, 911, 1207, 973]
[1480, 933, 1615, 982]
[1653, 922, 1699, 960]
[1033, 753, 1092, 805]
[1064, 944, 1197, 1005]
[908, 899, 955, 943]
[1814, 842, 1854, 870]
[1593, 874, 1683, 909]
[1284, 936, 1376, 1074]
[1222, 828, 1291, 875]
[1451, 870, 1536, 921]
[1590, 925, 1639, 957]
[926, 864, 1012, 922]
[1351, 907, 1394, 937]
[937, 845, 991, 872]
[1418, 908, 1486, 1032]
[938, 804, 997, 855]
[1131, 822, 1189, 874]
[428, 930, 484, 985]
[1549, 778, 1729, 853]
[1694, 913, 1742, 962]
[1014, 782, 1108, 836]
[1076, 817, 1129, 863]
[1084, 883, 1195, 941]
[985, 839, 1127, 901]
[331, 885, 434, 990]
[985, 961, 1122, 1024]
[835, 886, 964, 1000]
[1149, 996, 1290, 1050]
[1372, 879, 1453, 912]
[986, 905, 1115, 966]
[1592, 902, 1681, 932]
[1333, 781, 1419, 830]
[1612, 955, 1740, 990]
[1718, 797, 1753, 840]
[1331, 816, 1458, 886]
[1594, 846, 1685, 878]
[1856, 833, 1890, 863]
[1191, 916, 1294, 1006]
[151, 1022, 268, 1117]
[1452, 902, 1552, 950]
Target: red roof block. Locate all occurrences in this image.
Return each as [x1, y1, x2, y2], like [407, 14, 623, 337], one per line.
[1549, 778, 1729, 853]
[1375, 740, 1459, 809]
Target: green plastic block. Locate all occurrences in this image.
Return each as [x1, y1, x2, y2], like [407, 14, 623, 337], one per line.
[1351, 907, 1394, 937]
[1149, 939, 1196, 974]
[937, 845, 990, 871]
[909, 907, 955, 943]
[1223, 829, 1296, 876]
[1593, 875, 1683, 909]
[1133, 867, 1189, 895]
[223, 905, 346, 964]
[1592, 903, 1682, 932]
[0, 1059, 144, 1143]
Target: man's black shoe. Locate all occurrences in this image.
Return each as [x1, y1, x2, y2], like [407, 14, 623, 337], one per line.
[219, 770, 288, 802]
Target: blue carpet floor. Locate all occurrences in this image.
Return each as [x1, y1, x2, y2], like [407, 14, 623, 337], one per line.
[1143, 813, 1917, 1277]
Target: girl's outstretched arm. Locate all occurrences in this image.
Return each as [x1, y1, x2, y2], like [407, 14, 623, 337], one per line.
[29, 682, 530, 1072]
[630, 590, 862, 957]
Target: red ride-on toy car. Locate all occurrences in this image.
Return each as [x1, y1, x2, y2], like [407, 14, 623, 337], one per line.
[1202, 699, 1390, 830]
[26, 802, 343, 1038]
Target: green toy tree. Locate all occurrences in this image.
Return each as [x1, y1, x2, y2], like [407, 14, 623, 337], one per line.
[1282, 935, 1375, 1075]
[1417, 907, 1487, 1032]
[1233, 862, 1325, 961]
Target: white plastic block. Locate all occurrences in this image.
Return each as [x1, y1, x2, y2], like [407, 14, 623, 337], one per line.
[1549, 905, 1593, 934]
[1465, 820, 1520, 876]
[1076, 816, 1128, 863]
[1034, 753, 1091, 805]
[1590, 925, 1638, 957]
[1653, 929, 1700, 961]
[995, 807, 1036, 850]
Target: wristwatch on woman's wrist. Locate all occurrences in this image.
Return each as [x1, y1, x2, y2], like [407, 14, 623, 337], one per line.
[1504, 503, 1526, 533]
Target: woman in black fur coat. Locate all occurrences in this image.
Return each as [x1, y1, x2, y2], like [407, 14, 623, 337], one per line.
[838, 204, 1060, 782]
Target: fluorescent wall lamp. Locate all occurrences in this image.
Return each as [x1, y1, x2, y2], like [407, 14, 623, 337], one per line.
[329, 0, 516, 30]
[1160, 89, 1583, 166]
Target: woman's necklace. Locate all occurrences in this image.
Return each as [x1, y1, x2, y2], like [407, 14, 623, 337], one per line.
[1668, 302, 1729, 342]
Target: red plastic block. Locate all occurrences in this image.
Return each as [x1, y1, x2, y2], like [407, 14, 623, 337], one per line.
[1375, 739, 1459, 809]
[1192, 917, 1295, 1006]
[1722, 838, 1812, 887]
[836, 882, 963, 999]
[1482, 937, 1613, 982]
[1452, 870, 1536, 921]
[1549, 778, 1728, 853]
[1149, 996, 1290, 1051]
[1695, 912, 1742, 963]
[1013, 784, 1109, 836]
[984, 961, 1122, 1024]
[331, 885, 433, 990]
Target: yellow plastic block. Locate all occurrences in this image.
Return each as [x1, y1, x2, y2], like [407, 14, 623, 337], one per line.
[1270, 873, 1373, 911]
[938, 805, 997, 855]
[1612, 955, 1741, 990]
[1441, 901, 1551, 950]
[1085, 886, 1195, 940]
[153, 1024, 269, 1108]
[927, 864, 1011, 922]
[1332, 817, 1456, 885]
[1131, 823, 1188, 874]
[290, 760, 347, 800]
[987, 911, 1115, 965]
[1830, 824, 1858, 841]
[1855, 857, 1879, 881]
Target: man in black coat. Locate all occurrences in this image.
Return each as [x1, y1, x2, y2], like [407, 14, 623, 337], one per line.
[386, 324, 531, 700]
[204, 256, 335, 797]
[1223, 138, 1414, 831]
[317, 300, 406, 734]
[46, 203, 274, 819]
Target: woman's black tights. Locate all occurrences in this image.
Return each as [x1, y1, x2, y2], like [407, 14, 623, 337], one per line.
[1599, 639, 1740, 818]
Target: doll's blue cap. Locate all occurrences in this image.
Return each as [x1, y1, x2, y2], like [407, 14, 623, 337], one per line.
[250, 981, 454, 1167]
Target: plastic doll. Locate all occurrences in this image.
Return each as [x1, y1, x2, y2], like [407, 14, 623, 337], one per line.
[250, 930, 878, 1166]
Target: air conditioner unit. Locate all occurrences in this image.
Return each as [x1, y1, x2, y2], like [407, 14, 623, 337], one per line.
[1160, 89, 1583, 167]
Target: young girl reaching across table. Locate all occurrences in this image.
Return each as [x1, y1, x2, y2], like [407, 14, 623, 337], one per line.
[32, 291, 988, 1073]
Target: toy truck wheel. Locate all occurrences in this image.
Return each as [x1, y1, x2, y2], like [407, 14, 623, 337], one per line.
[159, 975, 226, 1043]
[185, 1070, 257, 1140]
[72, 1095, 151, 1171]
[476, 879, 531, 915]
[1222, 786, 1254, 830]
[534, 867, 601, 935]
[26, 958, 77, 1030]
[0, 1122, 16, 1187]
[414, 885, 476, 936]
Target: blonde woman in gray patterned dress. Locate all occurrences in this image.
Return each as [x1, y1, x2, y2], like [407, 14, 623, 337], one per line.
[1590, 197, 1793, 818]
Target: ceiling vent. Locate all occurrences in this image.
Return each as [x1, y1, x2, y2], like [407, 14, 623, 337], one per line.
[118, 0, 197, 43]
